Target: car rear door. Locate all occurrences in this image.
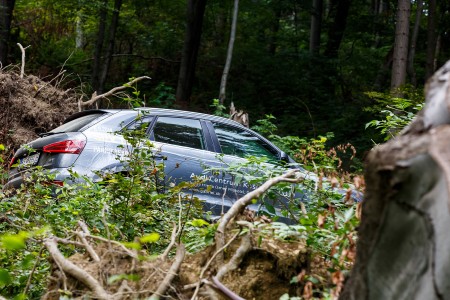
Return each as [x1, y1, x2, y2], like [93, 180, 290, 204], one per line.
[149, 116, 229, 215]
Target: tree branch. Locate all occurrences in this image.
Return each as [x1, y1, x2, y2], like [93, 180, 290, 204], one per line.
[44, 237, 110, 299]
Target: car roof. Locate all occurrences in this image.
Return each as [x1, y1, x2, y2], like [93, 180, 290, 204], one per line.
[66, 107, 249, 129]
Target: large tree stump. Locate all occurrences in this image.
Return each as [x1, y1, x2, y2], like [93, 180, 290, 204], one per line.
[341, 61, 450, 299]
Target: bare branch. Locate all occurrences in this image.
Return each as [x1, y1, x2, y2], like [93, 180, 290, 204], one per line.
[17, 43, 30, 78]
[191, 231, 240, 300]
[44, 237, 110, 299]
[211, 276, 246, 300]
[80, 76, 151, 108]
[215, 233, 252, 281]
[149, 244, 186, 300]
[215, 169, 302, 261]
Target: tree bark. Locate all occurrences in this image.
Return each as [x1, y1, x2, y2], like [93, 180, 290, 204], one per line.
[390, 0, 411, 93]
[218, 0, 239, 105]
[175, 0, 207, 107]
[341, 60, 450, 300]
[407, 0, 423, 87]
[425, 0, 437, 81]
[98, 0, 123, 94]
[0, 0, 15, 65]
[309, 0, 323, 55]
[323, 0, 351, 59]
[91, 0, 108, 93]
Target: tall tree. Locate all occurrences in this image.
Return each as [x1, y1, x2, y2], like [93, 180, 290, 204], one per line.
[98, 0, 123, 94]
[390, 0, 411, 91]
[309, 0, 323, 54]
[92, 0, 108, 94]
[324, 0, 351, 59]
[407, 0, 423, 86]
[425, 0, 437, 81]
[0, 0, 15, 65]
[176, 0, 207, 106]
[218, 0, 239, 105]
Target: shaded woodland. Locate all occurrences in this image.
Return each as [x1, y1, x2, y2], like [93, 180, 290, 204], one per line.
[0, 0, 448, 153]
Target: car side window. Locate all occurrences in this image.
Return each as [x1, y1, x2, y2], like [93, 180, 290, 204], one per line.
[213, 123, 279, 162]
[153, 117, 206, 150]
[125, 115, 154, 132]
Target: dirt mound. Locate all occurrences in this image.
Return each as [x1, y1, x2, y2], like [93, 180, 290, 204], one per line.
[43, 228, 310, 300]
[0, 69, 77, 151]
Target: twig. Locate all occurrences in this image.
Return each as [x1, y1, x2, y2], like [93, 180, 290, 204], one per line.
[23, 246, 44, 295]
[75, 231, 100, 262]
[215, 169, 302, 263]
[190, 231, 240, 300]
[84, 234, 138, 259]
[44, 237, 110, 299]
[17, 43, 30, 78]
[162, 194, 184, 259]
[79, 76, 151, 108]
[215, 233, 252, 281]
[211, 276, 246, 300]
[149, 244, 186, 300]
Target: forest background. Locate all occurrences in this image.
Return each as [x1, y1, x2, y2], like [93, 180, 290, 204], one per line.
[0, 0, 445, 159]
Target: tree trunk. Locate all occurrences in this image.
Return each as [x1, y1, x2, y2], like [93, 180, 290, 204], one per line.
[425, 0, 437, 81]
[340, 60, 450, 300]
[218, 0, 239, 106]
[407, 0, 423, 87]
[267, 0, 281, 55]
[92, 0, 108, 94]
[323, 0, 351, 59]
[175, 0, 207, 107]
[0, 0, 15, 65]
[309, 0, 323, 55]
[98, 0, 123, 94]
[390, 0, 411, 92]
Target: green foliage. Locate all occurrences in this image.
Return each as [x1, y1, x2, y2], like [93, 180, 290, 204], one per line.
[365, 90, 424, 141]
[148, 82, 176, 108]
[210, 99, 229, 118]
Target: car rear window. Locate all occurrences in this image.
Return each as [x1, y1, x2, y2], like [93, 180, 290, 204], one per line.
[50, 113, 105, 133]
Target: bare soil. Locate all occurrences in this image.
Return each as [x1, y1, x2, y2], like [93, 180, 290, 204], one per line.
[0, 69, 77, 152]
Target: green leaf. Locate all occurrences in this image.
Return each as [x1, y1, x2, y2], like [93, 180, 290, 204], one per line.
[107, 273, 140, 285]
[140, 233, 160, 243]
[1, 233, 28, 250]
[191, 219, 209, 227]
[0, 144, 5, 151]
[122, 242, 141, 250]
[0, 269, 12, 285]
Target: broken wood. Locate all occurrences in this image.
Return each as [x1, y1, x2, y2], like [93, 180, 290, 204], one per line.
[341, 60, 450, 299]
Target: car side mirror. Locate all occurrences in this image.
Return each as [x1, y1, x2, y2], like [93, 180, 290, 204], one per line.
[279, 151, 289, 163]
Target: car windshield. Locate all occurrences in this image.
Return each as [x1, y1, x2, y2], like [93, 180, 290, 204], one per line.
[49, 113, 105, 133]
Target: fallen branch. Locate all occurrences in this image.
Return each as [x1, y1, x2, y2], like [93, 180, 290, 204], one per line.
[215, 169, 302, 262]
[215, 233, 252, 281]
[211, 276, 246, 300]
[149, 244, 186, 300]
[78, 76, 151, 109]
[44, 237, 110, 300]
[190, 231, 240, 300]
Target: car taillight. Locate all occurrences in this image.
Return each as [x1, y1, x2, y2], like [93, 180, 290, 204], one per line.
[43, 140, 86, 154]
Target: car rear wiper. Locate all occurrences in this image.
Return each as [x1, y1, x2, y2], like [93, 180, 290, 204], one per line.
[38, 132, 66, 137]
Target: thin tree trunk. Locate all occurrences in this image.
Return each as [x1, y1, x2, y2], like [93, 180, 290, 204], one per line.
[390, 0, 411, 92]
[425, 0, 437, 81]
[407, 0, 423, 87]
[98, 0, 123, 94]
[324, 0, 351, 59]
[92, 0, 108, 93]
[309, 0, 323, 54]
[0, 0, 15, 65]
[218, 0, 239, 105]
[267, 1, 281, 55]
[176, 0, 207, 106]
